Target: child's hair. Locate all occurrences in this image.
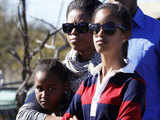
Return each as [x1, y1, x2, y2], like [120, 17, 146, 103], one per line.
[34, 59, 71, 83]
[92, 2, 132, 61]
[66, 0, 102, 20]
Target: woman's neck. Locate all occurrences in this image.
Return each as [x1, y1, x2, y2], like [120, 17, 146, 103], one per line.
[78, 48, 95, 62]
[100, 52, 125, 78]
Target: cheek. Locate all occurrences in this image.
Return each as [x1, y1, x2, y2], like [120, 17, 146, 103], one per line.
[49, 91, 64, 103]
[93, 35, 98, 46]
[110, 38, 124, 51]
[79, 33, 92, 42]
[93, 35, 103, 53]
[35, 90, 41, 102]
[66, 35, 71, 42]
[78, 33, 94, 49]
[109, 36, 120, 45]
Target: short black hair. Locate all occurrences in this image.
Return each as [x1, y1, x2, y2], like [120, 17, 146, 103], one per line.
[93, 2, 132, 31]
[66, 0, 102, 20]
[34, 59, 71, 83]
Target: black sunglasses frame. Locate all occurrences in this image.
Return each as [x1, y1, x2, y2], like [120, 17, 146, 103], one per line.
[62, 22, 89, 34]
[89, 22, 126, 35]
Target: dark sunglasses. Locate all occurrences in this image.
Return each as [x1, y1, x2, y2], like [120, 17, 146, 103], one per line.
[62, 22, 89, 34]
[89, 22, 126, 35]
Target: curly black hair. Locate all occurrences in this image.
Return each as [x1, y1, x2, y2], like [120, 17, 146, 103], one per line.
[34, 59, 71, 83]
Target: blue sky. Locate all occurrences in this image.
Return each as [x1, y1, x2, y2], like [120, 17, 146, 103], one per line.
[6, 0, 160, 28]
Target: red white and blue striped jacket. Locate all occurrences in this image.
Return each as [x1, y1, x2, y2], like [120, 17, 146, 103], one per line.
[62, 67, 145, 120]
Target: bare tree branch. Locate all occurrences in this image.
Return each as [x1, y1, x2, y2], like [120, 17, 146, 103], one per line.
[36, 40, 55, 49]
[30, 28, 61, 58]
[54, 39, 70, 58]
[18, 0, 24, 35]
[18, 0, 32, 82]
[30, 16, 66, 40]
[30, 16, 57, 30]
[30, 17, 66, 43]
[30, 16, 69, 52]
[7, 47, 22, 65]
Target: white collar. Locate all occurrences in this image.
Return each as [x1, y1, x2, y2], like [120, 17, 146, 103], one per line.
[90, 59, 135, 75]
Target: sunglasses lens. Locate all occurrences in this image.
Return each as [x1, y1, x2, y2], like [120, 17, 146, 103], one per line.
[76, 23, 89, 33]
[102, 22, 116, 35]
[89, 22, 117, 35]
[62, 23, 74, 34]
[62, 22, 89, 34]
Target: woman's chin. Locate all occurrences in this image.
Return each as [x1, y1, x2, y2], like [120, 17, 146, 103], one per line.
[95, 47, 104, 53]
[72, 45, 82, 51]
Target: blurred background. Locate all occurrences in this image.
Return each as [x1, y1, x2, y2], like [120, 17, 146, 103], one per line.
[0, 0, 160, 120]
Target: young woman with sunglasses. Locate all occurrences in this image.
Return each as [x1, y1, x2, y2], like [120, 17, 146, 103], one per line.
[63, 0, 102, 92]
[62, 2, 146, 120]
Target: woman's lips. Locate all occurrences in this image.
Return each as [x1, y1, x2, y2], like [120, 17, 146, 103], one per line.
[70, 39, 77, 43]
[69, 36, 78, 43]
[70, 38, 79, 44]
[96, 39, 105, 45]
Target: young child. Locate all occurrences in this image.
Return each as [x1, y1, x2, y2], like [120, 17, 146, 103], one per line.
[16, 59, 73, 120]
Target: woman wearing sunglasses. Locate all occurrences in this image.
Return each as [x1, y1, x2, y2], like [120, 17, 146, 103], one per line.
[63, 0, 102, 92]
[62, 2, 146, 120]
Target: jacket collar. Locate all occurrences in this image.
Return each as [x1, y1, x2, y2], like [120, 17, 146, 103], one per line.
[133, 7, 145, 29]
[90, 60, 135, 75]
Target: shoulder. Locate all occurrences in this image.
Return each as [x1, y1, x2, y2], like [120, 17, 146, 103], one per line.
[111, 72, 145, 87]
[143, 13, 160, 33]
[122, 72, 146, 90]
[25, 90, 36, 103]
[144, 14, 160, 25]
[24, 90, 43, 111]
[137, 7, 160, 26]
[123, 72, 145, 84]
[129, 72, 145, 84]
[135, 7, 160, 34]
[16, 103, 47, 120]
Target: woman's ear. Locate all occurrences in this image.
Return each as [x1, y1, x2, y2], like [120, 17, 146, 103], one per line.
[121, 31, 131, 43]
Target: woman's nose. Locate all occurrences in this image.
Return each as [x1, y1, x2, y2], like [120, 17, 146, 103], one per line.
[97, 28, 104, 37]
[71, 28, 78, 35]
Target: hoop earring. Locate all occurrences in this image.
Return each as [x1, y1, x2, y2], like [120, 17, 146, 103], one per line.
[123, 58, 129, 64]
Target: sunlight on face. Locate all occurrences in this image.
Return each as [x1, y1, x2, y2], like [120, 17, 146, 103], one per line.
[34, 71, 64, 112]
[93, 8, 125, 55]
[66, 9, 93, 52]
